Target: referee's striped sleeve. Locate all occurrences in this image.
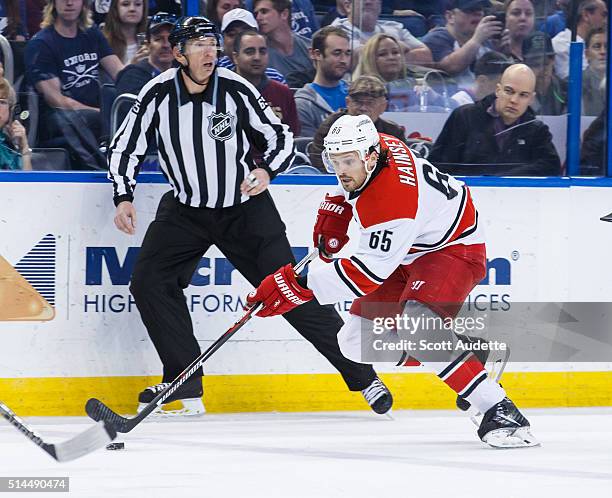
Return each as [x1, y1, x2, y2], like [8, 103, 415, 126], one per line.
[107, 77, 160, 206]
[235, 80, 295, 179]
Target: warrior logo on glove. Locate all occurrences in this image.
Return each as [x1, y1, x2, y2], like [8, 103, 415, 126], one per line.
[246, 264, 314, 317]
[273, 272, 309, 305]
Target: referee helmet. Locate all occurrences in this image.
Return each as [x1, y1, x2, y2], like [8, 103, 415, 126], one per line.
[169, 16, 222, 55]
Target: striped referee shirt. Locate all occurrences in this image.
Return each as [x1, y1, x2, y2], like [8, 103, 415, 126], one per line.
[108, 66, 295, 208]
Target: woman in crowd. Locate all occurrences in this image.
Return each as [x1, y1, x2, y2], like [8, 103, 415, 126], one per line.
[205, 0, 242, 30]
[0, 78, 31, 171]
[503, 0, 536, 61]
[95, 0, 181, 24]
[353, 34, 416, 111]
[103, 0, 149, 64]
[583, 27, 607, 116]
[354, 33, 446, 112]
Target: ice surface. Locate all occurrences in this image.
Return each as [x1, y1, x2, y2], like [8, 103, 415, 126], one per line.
[1, 408, 611, 498]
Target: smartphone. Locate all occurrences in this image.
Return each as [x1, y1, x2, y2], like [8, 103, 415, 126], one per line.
[136, 32, 147, 48]
[494, 12, 506, 26]
[493, 12, 506, 39]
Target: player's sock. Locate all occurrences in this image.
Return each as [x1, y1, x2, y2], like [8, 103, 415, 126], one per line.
[396, 301, 504, 416]
[463, 377, 506, 414]
[436, 352, 505, 414]
[454, 336, 490, 411]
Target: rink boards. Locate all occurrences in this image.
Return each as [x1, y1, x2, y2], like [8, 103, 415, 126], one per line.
[1, 174, 611, 415]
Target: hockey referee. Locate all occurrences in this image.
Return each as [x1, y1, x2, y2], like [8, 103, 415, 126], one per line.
[107, 16, 392, 415]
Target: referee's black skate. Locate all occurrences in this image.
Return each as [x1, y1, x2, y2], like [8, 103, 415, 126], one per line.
[477, 397, 539, 448]
[137, 379, 205, 416]
[361, 377, 393, 414]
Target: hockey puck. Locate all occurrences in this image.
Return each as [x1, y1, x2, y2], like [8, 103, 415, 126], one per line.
[106, 442, 125, 451]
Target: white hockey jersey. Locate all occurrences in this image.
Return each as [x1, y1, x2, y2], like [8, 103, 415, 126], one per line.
[307, 133, 484, 305]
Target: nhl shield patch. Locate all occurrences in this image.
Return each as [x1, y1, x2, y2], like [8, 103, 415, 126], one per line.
[207, 112, 236, 141]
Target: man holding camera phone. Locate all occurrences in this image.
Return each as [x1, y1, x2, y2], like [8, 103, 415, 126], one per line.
[422, 0, 505, 90]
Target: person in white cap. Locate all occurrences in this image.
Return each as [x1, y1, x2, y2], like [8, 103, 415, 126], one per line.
[217, 7, 288, 85]
[247, 114, 540, 449]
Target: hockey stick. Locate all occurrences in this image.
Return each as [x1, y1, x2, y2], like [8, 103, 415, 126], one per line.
[86, 248, 320, 433]
[0, 401, 116, 462]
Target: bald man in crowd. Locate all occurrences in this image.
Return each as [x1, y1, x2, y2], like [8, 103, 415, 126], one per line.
[429, 63, 561, 176]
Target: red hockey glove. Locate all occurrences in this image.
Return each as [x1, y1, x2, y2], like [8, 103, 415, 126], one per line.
[312, 194, 353, 263]
[246, 264, 314, 317]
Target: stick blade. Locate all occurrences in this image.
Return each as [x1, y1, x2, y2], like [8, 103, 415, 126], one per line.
[85, 398, 131, 433]
[51, 421, 117, 462]
[600, 212, 612, 222]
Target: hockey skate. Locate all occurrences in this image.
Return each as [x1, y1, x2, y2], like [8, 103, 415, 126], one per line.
[137, 379, 205, 417]
[477, 397, 540, 448]
[361, 376, 393, 415]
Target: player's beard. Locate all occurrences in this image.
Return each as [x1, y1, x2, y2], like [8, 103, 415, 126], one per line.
[339, 174, 366, 192]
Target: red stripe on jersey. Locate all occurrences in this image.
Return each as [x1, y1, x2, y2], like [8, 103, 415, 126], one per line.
[447, 187, 477, 245]
[441, 355, 486, 394]
[355, 135, 419, 229]
[340, 259, 381, 295]
[407, 187, 478, 255]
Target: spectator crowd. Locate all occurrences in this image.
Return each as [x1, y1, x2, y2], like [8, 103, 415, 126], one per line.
[0, 0, 608, 175]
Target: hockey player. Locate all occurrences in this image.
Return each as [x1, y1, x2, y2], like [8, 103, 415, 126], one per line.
[109, 17, 393, 417]
[246, 114, 539, 448]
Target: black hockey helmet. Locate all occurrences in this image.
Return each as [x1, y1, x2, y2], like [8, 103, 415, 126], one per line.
[169, 16, 221, 53]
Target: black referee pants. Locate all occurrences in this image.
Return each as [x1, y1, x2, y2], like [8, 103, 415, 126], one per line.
[129, 190, 376, 392]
